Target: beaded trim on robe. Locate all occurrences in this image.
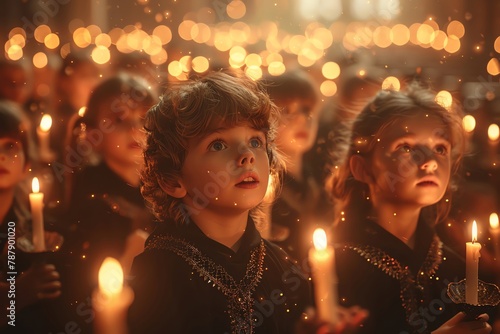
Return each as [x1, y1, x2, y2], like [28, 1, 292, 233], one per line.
[146, 234, 266, 334]
[344, 235, 443, 334]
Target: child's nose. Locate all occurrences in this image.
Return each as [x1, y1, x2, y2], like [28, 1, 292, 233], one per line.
[420, 158, 438, 172]
[237, 149, 255, 166]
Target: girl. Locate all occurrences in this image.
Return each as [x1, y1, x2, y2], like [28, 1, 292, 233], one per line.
[330, 83, 492, 333]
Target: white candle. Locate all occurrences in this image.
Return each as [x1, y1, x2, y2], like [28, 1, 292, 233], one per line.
[93, 257, 134, 334]
[466, 221, 481, 305]
[489, 213, 500, 261]
[29, 177, 45, 252]
[37, 114, 55, 162]
[308, 228, 338, 324]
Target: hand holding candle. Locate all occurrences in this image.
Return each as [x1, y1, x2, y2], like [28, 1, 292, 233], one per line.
[29, 177, 45, 252]
[466, 221, 481, 305]
[308, 228, 338, 324]
[93, 257, 134, 334]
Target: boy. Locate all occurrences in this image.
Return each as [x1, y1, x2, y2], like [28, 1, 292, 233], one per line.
[128, 71, 312, 333]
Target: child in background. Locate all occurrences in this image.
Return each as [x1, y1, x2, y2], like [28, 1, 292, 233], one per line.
[261, 69, 334, 265]
[62, 72, 156, 292]
[0, 101, 62, 332]
[330, 83, 493, 333]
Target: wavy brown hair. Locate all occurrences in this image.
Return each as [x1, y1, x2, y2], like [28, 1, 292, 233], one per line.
[331, 82, 466, 226]
[141, 70, 283, 225]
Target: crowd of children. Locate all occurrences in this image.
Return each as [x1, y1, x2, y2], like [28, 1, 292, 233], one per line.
[0, 51, 498, 334]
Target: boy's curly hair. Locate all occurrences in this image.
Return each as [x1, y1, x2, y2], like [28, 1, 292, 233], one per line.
[141, 70, 282, 225]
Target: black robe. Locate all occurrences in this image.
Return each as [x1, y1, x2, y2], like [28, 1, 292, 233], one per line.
[128, 218, 312, 334]
[335, 218, 467, 334]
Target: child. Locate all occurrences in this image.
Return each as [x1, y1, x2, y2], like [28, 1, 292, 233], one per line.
[260, 69, 335, 265]
[127, 71, 314, 334]
[0, 101, 62, 331]
[62, 72, 157, 280]
[330, 83, 493, 333]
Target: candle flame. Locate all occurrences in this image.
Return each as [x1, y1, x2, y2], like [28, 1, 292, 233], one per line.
[78, 106, 86, 117]
[40, 114, 52, 132]
[488, 124, 499, 142]
[32, 177, 40, 193]
[472, 220, 478, 243]
[462, 115, 476, 133]
[490, 213, 499, 229]
[98, 257, 123, 297]
[313, 228, 328, 251]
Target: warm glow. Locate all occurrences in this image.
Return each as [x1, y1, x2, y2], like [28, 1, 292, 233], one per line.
[33, 52, 48, 69]
[447, 20, 465, 39]
[91, 46, 110, 64]
[32, 177, 40, 194]
[322, 62, 340, 80]
[381, 76, 401, 91]
[40, 114, 52, 132]
[472, 221, 478, 243]
[226, 0, 246, 19]
[98, 257, 123, 297]
[488, 124, 500, 142]
[44, 33, 60, 49]
[320, 80, 337, 97]
[313, 228, 328, 251]
[78, 107, 87, 117]
[192, 56, 209, 73]
[435, 90, 453, 110]
[490, 213, 499, 230]
[486, 58, 500, 76]
[462, 115, 476, 133]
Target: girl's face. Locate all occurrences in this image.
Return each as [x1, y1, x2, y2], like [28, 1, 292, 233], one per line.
[96, 105, 146, 169]
[276, 98, 319, 156]
[362, 113, 452, 209]
[0, 137, 27, 190]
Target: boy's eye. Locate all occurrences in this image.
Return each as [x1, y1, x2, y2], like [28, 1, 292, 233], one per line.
[397, 144, 412, 153]
[249, 137, 263, 148]
[435, 145, 448, 155]
[208, 140, 227, 151]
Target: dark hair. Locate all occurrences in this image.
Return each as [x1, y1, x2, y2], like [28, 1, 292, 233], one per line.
[261, 69, 318, 105]
[82, 72, 156, 128]
[142, 71, 283, 225]
[331, 83, 466, 226]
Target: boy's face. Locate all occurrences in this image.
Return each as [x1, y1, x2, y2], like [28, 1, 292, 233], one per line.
[0, 137, 27, 190]
[363, 113, 452, 208]
[276, 98, 319, 156]
[179, 125, 270, 215]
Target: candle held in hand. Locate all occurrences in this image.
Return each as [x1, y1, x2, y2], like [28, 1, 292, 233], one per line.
[93, 257, 134, 334]
[465, 221, 481, 305]
[308, 228, 338, 324]
[29, 177, 45, 252]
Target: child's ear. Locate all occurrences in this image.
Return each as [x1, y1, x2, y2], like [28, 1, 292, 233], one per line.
[158, 178, 187, 198]
[350, 155, 373, 184]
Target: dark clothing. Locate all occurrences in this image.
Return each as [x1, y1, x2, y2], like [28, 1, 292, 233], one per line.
[128, 218, 312, 334]
[334, 218, 466, 334]
[0, 205, 16, 253]
[272, 173, 334, 265]
[63, 162, 152, 287]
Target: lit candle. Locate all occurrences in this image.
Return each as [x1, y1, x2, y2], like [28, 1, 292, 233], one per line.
[93, 257, 134, 334]
[29, 177, 45, 252]
[489, 213, 500, 261]
[37, 114, 55, 162]
[465, 221, 481, 305]
[308, 228, 338, 324]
